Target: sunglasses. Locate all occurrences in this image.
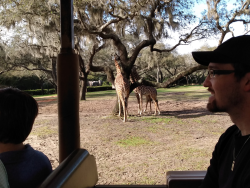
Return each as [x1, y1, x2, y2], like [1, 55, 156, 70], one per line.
[207, 70, 235, 78]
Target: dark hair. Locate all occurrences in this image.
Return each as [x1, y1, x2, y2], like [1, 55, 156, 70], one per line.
[232, 62, 250, 81]
[0, 88, 38, 144]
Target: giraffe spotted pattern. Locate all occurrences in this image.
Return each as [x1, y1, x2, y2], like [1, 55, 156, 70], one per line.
[114, 55, 130, 122]
[130, 67, 160, 115]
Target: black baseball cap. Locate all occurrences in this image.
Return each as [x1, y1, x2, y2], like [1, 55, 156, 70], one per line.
[192, 35, 250, 66]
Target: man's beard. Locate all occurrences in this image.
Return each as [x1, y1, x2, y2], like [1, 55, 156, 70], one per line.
[207, 100, 223, 112]
[206, 88, 241, 113]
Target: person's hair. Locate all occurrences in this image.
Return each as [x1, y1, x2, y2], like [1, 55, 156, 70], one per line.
[0, 88, 38, 144]
[232, 62, 250, 81]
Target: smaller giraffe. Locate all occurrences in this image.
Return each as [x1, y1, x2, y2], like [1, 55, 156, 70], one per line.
[145, 95, 152, 112]
[130, 67, 160, 115]
[114, 54, 130, 122]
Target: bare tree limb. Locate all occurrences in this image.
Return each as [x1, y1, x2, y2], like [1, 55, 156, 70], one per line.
[143, 64, 207, 87]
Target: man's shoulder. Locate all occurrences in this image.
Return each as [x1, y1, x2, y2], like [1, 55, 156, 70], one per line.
[218, 124, 238, 142]
[225, 124, 238, 134]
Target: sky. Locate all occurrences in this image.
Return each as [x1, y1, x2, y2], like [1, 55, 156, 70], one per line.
[168, 0, 248, 55]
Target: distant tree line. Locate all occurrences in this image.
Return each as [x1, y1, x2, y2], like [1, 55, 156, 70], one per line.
[0, 74, 54, 90]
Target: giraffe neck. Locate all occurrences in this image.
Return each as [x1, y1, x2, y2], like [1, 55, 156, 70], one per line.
[130, 75, 135, 83]
[115, 60, 122, 75]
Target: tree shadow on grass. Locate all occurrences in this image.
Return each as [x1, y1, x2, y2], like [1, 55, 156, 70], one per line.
[159, 108, 228, 119]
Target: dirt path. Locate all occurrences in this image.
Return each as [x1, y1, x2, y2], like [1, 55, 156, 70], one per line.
[26, 90, 232, 185]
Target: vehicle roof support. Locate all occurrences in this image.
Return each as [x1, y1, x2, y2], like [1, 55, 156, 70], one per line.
[58, 0, 80, 162]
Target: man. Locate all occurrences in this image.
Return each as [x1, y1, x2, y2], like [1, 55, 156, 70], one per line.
[0, 88, 52, 188]
[192, 35, 250, 188]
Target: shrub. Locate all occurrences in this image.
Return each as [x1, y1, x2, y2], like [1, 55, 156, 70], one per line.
[23, 86, 112, 95]
[87, 86, 112, 92]
[102, 81, 111, 86]
[0, 75, 54, 90]
[23, 89, 56, 96]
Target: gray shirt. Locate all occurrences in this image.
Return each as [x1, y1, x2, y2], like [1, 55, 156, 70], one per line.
[0, 160, 9, 188]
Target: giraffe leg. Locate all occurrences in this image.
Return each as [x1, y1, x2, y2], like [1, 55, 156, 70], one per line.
[154, 100, 157, 115]
[125, 97, 129, 118]
[139, 94, 143, 115]
[117, 95, 122, 117]
[156, 99, 160, 115]
[152, 99, 160, 115]
[144, 95, 150, 112]
[135, 93, 140, 114]
[144, 95, 151, 112]
[149, 97, 152, 114]
[151, 96, 158, 115]
[121, 98, 127, 122]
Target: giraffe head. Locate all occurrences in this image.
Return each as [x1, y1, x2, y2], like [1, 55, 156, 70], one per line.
[113, 53, 129, 79]
[114, 53, 120, 61]
[113, 53, 122, 75]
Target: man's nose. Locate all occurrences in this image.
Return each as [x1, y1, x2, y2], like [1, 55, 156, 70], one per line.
[203, 75, 211, 87]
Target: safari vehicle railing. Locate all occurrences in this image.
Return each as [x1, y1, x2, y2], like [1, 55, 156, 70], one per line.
[45, 0, 206, 187]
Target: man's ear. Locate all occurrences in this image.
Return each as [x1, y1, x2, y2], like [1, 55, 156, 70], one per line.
[243, 72, 250, 92]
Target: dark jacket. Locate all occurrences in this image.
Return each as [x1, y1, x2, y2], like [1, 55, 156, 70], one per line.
[0, 144, 52, 188]
[201, 125, 250, 188]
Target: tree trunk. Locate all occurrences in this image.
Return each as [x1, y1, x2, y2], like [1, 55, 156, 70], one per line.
[185, 76, 189, 85]
[49, 81, 57, 94]
[52, 57, 57, 86]
[54, 84, 58, 94]
[41, 84, 44, 95]
[157, 70, 160, 83]
[79, 79, 84, 101]
[112, 94, 124, 116]
[156, 62, 161, 83]
[112, 98, 119, 115]
[159, 70, 163, 83]
[80, 76, 88, 100]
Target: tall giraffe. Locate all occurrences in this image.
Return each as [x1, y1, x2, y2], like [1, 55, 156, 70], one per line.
[130, 67, 160, 115]
[114, 54, 130, 122]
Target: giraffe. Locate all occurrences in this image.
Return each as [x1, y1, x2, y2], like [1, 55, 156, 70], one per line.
[145, 95, 153, 113]
[130, 67, 160, 115]
[114, 54, 130, 122]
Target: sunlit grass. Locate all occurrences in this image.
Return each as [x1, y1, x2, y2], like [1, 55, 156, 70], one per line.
[116, 136, 154, 147]
[85, 89, 117, 100]
[33, 94, 57, 98]
[147, 124, 169, 133]
[31, 126, 57, 137]
[193, 119, 202, 124]
[141, 116, 172, 124]
[157, 85, 206, 93]
[33, 85, 208, 100]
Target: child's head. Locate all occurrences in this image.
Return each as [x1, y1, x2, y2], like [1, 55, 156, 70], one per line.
[0, 88, 38, 144]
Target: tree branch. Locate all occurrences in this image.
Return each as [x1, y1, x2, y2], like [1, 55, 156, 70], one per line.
[143, 64, 207, 87]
